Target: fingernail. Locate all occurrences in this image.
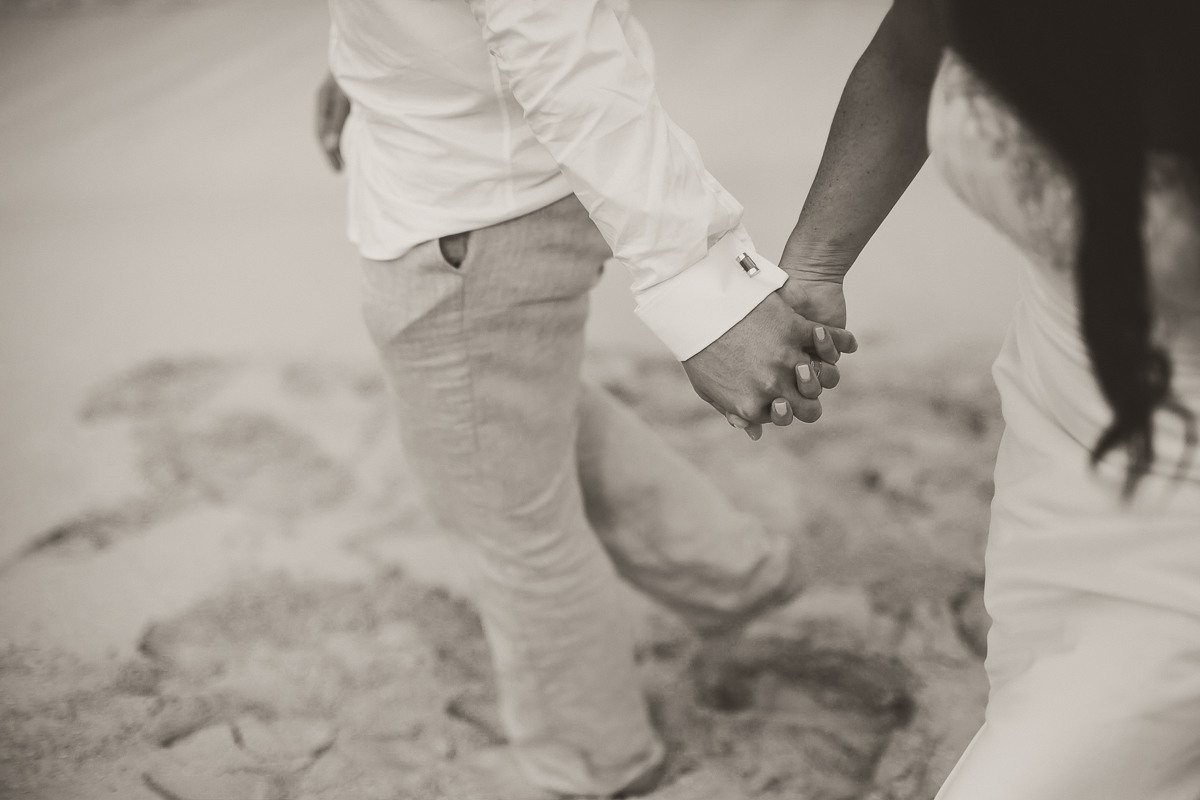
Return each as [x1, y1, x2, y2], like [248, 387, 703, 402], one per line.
[797, 363, 812, 382]
[773, 399, 787, 416]
[815, 326, 826, 342]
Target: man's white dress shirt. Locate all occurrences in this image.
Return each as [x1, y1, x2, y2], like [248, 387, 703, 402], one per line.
[328, 0, 787, 359]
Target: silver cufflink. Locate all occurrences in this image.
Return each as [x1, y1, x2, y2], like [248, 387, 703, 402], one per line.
[736, 252, 760, 276]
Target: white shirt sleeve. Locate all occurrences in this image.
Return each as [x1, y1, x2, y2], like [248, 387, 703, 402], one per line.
[463, 0, 787, 360]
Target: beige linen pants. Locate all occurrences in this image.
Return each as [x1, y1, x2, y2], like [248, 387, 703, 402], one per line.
[360, 195, 798, 796]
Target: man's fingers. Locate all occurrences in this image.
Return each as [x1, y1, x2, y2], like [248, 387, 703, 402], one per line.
[726, 412, 763, 440]
[680, 292, 844, 437]
[316, 74, 351, 173]
[316, 83, 336, 138]
[740, 389, 820, 430]
[321, 132, 343, 170]
[795, 361, 822, 399]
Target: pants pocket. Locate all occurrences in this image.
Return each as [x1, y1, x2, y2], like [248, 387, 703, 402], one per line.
[360, 244, 464, 345]
[438, 231, 470, 271]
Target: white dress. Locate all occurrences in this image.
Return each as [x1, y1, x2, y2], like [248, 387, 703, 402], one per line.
[928, 51, 1200, 799]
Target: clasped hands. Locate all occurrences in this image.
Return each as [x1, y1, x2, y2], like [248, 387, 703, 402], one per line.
[682, 267, 855, 440]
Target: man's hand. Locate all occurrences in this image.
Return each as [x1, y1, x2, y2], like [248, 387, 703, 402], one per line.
[719, 256, 858, 437]
[682, 293, 856, 436]
[316, 73, 351, 171]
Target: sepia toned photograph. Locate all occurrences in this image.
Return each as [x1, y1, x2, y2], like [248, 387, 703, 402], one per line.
[1, 0, 1197, 798]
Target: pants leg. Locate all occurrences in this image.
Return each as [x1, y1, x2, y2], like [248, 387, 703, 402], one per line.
[577, 384, 800, 635]
[362, 196, 660, 796]
[362, 194, 803, 794]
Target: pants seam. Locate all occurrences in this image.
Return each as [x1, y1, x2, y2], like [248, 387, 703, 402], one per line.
[459, 216, 566, 767]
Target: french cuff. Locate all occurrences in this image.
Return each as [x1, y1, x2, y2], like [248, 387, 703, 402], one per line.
[634, 228, 787, 360]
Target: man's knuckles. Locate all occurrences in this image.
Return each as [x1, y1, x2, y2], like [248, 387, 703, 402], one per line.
[792, 399, 822, 423]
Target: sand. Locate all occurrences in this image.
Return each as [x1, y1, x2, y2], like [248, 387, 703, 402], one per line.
[0, 349, 996, 799]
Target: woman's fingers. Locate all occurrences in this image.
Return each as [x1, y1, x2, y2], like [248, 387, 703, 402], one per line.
[720, 318, 851, 435]
[729, 357, 827, 433]
[796, 361, 822, 399]
[810, 325, 842, 365]
[788, 392, 823, 424]
[826, 325, 859, 354]
[771, 398, 794, 426]
[791, 317, 856, 363]
[814, 360, 840, 389]
[776, 370, 823, 424]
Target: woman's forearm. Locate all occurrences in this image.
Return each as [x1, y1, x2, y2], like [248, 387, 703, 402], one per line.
[784, 0, 947, 276]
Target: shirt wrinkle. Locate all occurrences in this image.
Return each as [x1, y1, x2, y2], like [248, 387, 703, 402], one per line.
[330, 0, 786, 359]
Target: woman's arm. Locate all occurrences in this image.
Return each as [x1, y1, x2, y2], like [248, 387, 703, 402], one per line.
[779, 0, 948, 325]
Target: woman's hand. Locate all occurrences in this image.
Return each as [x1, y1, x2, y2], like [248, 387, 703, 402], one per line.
[728, 0, 946, 439]
[683, 293, 857, 439]
[700, 287, 859, 438]
[781, 269, 856, 388]
[778, 269, 851, 333]
[724, 255, 856, 438]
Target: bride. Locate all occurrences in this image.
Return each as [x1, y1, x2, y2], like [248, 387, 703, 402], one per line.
[770, 0, 1200, 795]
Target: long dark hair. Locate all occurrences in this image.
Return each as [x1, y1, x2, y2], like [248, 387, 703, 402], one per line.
[947, 0, 1199, 495]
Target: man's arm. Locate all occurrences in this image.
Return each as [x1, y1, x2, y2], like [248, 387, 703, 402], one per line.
[779, 0, 947, 321]
[464, 0, 843, 424]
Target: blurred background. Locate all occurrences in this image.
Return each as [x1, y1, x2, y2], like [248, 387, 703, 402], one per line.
[0, 2, 1021, 798]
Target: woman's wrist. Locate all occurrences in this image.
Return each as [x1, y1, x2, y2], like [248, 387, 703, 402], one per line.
[778, 236, 857, 283]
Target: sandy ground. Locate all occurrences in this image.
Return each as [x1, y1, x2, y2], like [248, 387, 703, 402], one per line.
[1, 0, 1027, 797]
[0, 350, 997, 799]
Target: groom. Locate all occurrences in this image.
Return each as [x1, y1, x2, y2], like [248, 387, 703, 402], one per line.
[317, 0, 854, 796]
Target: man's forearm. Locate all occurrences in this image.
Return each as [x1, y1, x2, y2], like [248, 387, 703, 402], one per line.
[784, 0, 946, 276]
